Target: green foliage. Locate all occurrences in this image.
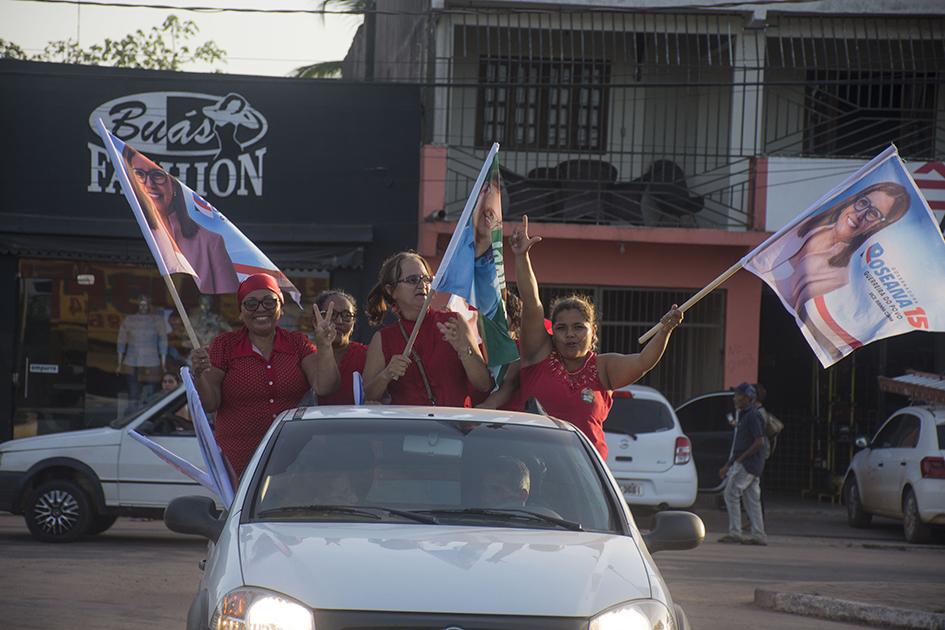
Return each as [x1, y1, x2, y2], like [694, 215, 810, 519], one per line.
[0, 15, 226, 71]
[291, 60, 343, 79]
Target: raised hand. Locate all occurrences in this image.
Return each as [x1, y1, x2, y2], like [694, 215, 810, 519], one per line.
[384, 354, 411, 381]
[660, 304, 684, 332]
[508, 215, 542, 256]
[437, 314, 477, 355]
[312, 301, 337, 350]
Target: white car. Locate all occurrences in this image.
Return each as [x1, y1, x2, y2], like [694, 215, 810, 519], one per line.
[842, 404, 945, 543]
[0, 387, 213, 542]
[604, 385, 698, 509]
[166, 405, 704, 630]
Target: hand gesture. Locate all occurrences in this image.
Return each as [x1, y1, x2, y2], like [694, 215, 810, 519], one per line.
[191, 347, 212, 378]
[437, 314, 477, 355]
[312, 301, 337, 350]
[660, 304, 684, 332]
[384, 354, 411, 381]
[508, 215, 542, 256]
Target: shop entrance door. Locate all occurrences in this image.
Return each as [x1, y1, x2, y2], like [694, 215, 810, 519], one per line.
[15, 277, 89, 438]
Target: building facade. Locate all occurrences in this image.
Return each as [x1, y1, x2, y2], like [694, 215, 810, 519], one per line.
[344, 0, 945, 490]
[0, 60, 422, 442]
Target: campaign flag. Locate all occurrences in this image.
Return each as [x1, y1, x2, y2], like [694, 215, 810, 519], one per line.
[352, 371, 364, 405]
[181, 367, 235, 507]
[742, 145, 945, 368]
[431, 144, 519, 381]
[128, 430, 221, 498]
[95, 119, 301, 304]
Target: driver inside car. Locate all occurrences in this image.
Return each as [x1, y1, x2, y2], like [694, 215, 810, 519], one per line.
[478, 456, 531, 508]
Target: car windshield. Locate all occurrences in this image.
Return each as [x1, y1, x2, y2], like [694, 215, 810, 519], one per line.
[250, 417, 620, 533]
[606, 397, 675, 435]
[108, 387, 181, 429]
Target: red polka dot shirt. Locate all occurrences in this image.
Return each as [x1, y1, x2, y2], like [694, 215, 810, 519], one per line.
[208, 326, 316, 477]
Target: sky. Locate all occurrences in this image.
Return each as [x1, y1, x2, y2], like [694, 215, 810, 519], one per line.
[0, 0, 362, 76]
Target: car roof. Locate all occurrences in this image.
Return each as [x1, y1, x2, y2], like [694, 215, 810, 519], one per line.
[284, 405, 575, 431]
[613, 384, 666, 401]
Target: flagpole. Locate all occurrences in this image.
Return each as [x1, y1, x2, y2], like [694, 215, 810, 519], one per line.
[637, 261, 743, 345]
[96, 118, 202, 350]
[402, 290, 437, 358]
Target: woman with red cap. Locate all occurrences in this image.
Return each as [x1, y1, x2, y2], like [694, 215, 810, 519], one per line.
[190, 273, 339, 477]
[508, 217, 683, 459]
[362, 251, 492, 406]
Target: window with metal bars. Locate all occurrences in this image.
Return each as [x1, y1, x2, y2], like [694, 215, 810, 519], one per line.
[477, 57, 611, 152]
[532, 285, 726, 405]
[804, 71, 938, 159]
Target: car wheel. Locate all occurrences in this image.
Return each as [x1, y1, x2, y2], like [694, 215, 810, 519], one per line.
[903, 488, 932, 544]
[25, 479, 93, 543]
[88, 514, 119, 536]
[844, 477, 872, 528]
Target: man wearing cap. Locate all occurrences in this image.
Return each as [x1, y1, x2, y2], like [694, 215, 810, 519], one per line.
[717, 383, 768, 545]
[190, 273, 339, 477]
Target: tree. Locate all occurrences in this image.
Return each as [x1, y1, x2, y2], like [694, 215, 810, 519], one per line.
[290, 0, 367, 79]
[0, 15, 226, 71]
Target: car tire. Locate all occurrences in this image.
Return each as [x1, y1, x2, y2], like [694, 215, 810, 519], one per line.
[844, 477, 872, 528]
[88, 514, 119, 536]
[25, 479, 94, 543]
[903, 488, 932, 544]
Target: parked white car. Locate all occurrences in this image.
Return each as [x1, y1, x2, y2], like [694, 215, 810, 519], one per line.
[166, 405, 704, 630]
[0, 387, 213, 542]
[604, 385, 698, 509]
[842, 404, 945, 543]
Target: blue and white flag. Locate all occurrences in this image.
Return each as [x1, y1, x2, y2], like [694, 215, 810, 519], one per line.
[182, 367, 235, 507]
[742, 145, 945, 367]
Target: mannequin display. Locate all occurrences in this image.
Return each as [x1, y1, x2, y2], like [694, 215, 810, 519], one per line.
[116, 296, 168, 405]
[189, 295, 231, 347]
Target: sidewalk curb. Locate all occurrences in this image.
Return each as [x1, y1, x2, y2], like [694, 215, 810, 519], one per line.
[754, 588, 945, 629]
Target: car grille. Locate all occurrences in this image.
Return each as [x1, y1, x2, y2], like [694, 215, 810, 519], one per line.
[314, 610, 587, 630]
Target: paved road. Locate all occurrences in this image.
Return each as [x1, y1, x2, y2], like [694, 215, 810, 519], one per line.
[0, 500, 941, 630]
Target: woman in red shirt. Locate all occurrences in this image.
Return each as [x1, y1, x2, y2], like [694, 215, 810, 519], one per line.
[190, 274, 339, 477]
[313, 289, 367, 406]
[362, 251, 492, 406]
[509, 217, 683, 458]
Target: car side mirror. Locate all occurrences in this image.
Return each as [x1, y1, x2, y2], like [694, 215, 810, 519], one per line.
[642, 511, 705, 553]
[164, 496, 225, 542]
[854, 436, 869, 449]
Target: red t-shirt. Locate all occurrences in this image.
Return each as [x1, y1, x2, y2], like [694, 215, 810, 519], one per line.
[208, 326, 316, 476]
[519, 351, 613, 458]
[317, 341, 367, 406]
[379, 310, 475, 407]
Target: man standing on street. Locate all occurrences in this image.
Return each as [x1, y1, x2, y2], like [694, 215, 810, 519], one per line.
[718, 382, 768, 545]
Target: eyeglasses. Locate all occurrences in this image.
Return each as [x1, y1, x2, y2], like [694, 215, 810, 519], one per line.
[132, 168, 168, 186]
[852, 197, 887, 224]
[396, 274, 433, 287]
[242, 297, 279, 312]
[320, 310, 356, 323]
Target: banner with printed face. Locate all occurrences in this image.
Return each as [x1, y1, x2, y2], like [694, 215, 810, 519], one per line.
[95, 120, 301, 304]
[742, 146, 945, 368]
[432, 144, 519, 378]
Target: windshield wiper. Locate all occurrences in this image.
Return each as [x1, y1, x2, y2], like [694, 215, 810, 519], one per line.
[256, 504, 438, 524]
[421, 508, 583, 531]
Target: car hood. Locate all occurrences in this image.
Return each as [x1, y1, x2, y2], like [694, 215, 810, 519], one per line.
[0, 427, 121, 452]
[239, 522, 651, 616]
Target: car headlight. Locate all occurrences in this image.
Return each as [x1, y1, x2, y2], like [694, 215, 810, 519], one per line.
[589, 600, 676, 630]
[211, 587, 314, 630]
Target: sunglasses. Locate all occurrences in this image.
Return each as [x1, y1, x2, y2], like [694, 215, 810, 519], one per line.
[320, 310, 356, 323]
[242, 297, 279, 312]
[396, 274, 433, 287]
[132, 168, 169, 186]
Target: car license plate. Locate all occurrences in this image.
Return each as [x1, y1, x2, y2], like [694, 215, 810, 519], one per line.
[621, 482, 643, 496]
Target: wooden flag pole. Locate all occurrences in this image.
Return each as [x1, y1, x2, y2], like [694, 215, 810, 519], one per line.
[402, 290, 437, 358]
[637, 261, 744, 345]
[161, 274, 202, 350]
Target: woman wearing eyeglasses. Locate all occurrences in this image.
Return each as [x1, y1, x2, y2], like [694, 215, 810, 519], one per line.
[122, 144, 239, 294]
[363, 251, 492, 406]
[312, 289, 367, 405]
[190, 274, 339, 477]
[751, 182, 910, 314]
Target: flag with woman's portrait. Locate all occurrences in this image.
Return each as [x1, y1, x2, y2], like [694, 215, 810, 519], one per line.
[432, 144, 519, 381]
[742, 145, 945, 367]
[95, 120, 301, 304]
